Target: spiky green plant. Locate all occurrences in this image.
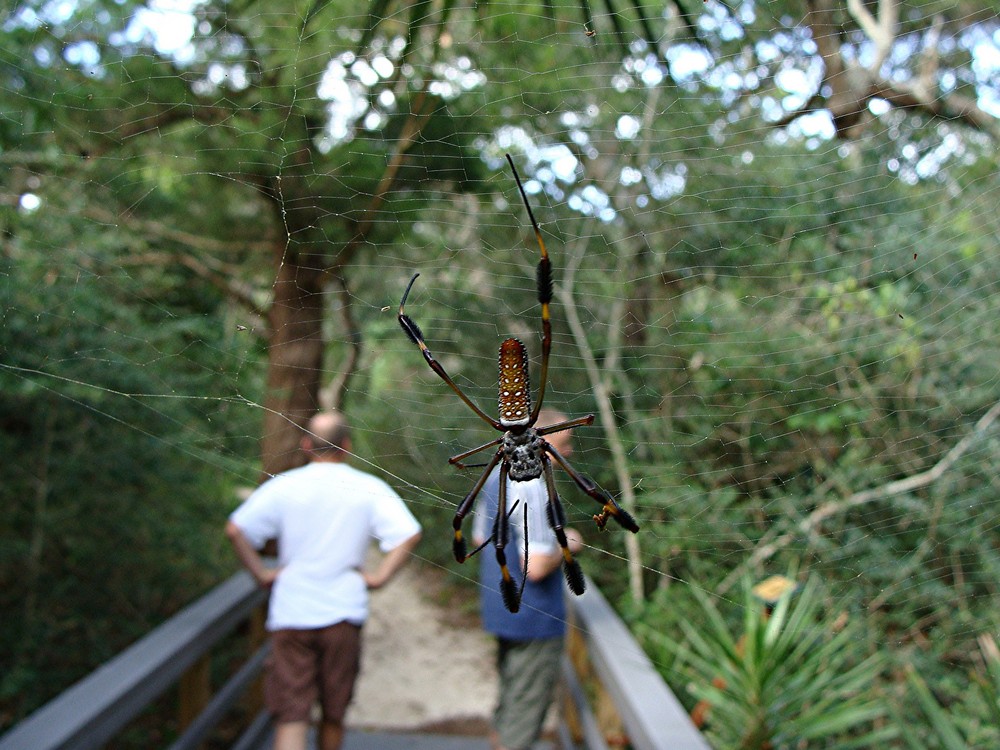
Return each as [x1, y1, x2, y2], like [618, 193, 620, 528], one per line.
[665, 577, 891, 749]
[894, 634, 1000, 750]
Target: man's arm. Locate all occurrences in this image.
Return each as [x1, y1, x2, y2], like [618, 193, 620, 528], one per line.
[225, 520, 279, 588]
[363, 531, 422, 590]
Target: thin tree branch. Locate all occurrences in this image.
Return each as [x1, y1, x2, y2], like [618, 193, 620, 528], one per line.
[846, 0, 897, 73]
[322, 272, 362, 411]
[116, 250, 268, 322]
[782, 0, 998, 139]
[559, 230, 645, 605]
[326, 87, 440, 273]
[718, 398, 1000, 594]
[870, 78, 1000, 135]
[83, 205, 274, 256]
[312, 88, 440, 408]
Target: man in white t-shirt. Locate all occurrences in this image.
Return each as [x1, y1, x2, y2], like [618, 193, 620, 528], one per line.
[226, 412, 422, 750]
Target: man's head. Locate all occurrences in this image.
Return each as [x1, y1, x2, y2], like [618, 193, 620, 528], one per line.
[537, 408, 573, 457]
[302, 411, 351, 460]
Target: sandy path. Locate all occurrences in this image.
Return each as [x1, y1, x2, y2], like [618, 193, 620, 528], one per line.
[346, 561, 498, 733]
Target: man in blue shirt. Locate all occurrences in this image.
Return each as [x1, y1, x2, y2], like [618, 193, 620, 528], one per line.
[473, 410, 584, 750]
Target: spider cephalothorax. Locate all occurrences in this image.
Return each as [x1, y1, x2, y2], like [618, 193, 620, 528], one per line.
[398, 153, 639, 613]
[502, 426, 546, 482]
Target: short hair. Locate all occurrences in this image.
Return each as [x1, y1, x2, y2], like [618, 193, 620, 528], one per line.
[305, 412, 351, 455]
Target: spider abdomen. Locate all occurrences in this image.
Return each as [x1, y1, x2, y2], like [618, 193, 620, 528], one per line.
[498, 338, 531, 428]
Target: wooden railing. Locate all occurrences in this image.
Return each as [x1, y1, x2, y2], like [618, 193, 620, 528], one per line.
[0, 572, 270, 750]
[0, 571, 708, 750]
[558, 578, 710, 750]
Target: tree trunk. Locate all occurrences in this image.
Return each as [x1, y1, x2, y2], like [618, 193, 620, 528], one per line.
[260, 248, 327, 478]
[254, 97, 438, 478]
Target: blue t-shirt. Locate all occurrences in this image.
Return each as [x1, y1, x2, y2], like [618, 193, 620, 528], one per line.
[474, 469, 567, 640]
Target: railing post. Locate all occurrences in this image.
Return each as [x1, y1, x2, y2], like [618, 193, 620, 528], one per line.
[561, 611, 586, 745]
[179, 654, 211, 734]
[246, 600, 268, 714]
[594, 680, 626, 747]
[565, 609, 626, 747]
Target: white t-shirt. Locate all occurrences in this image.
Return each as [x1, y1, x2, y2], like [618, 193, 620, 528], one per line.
[471, 470, 558, 557]
[229, 461, 421, 631]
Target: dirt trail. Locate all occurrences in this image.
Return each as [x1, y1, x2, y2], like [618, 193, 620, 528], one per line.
[346, 561, 497, 734]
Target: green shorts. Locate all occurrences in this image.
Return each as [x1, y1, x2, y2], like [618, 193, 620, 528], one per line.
[494, 636, 564, 750]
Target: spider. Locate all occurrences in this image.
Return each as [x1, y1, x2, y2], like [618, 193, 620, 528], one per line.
[398, 153, 640, 613]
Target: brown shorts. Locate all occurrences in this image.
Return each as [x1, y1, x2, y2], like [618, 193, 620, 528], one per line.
[266, 621, 362, 724]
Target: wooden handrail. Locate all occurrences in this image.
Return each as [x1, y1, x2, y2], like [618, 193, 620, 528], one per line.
[559, 578, 710, 750]
[0, 571, 267, 750]
[1, 570, 706, 750]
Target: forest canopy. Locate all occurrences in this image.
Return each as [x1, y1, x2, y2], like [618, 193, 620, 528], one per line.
[2, 0, 999, 746]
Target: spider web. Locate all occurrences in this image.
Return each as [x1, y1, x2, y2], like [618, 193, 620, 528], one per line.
[2, 0, 1000, 742]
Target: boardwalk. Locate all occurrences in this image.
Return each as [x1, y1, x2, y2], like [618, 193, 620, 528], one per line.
[246, 728, 494, 749]
[252, 561, 550, 749]
[0, 558, 706, 750]
[346, 558, 498, 733]
[248, 727, 549, 750]
[236, 559, 698, 750]
[345, 730, 493, 749]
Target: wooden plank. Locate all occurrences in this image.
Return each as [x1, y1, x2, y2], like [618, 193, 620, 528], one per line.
[341, 731, 495, 750]
[566, 579, 710, 750]
[246, 600, 268, 714]
[0, 571, 266, 750]
[559, 655, 610, 750]
[232, 725, 502, 750]
[179, 655, 212, 732]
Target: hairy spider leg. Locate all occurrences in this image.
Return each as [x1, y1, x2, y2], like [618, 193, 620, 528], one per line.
[448, 437, 504, 469]
[463, 498, 524, 562]
[518, 499, 529, 608]
[544, 444, 640, 533]
[506, 154, 553, 423]
[398, 273, 503, 431]
[542, 457, 586, 596]
[536, 414, 597, 437]
[493, 462, 528, 613]
[451, 450, 503, 563]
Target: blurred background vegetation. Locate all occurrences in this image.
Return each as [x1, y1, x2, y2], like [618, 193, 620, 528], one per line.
[2, 0, 999, 746]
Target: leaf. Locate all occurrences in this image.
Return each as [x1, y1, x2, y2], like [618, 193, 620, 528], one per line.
[906, 667, 968, 750]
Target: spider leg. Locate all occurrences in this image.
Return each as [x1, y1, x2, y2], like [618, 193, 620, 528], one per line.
[464, 498, 522, 561]
[493, 463, 522, 613]
[506, 154, 553, 423]
[537, 414, 596, 437]
[544, 444, 640, 533]
[452, 449, 503, 563]
[531, 252, 553, 422]
[448, 437, 503, 469]
[543, 457, 586, 596]
[495, 498, 529, 613]
[517, 499, 529, 608]
[398, 273, 502, 431]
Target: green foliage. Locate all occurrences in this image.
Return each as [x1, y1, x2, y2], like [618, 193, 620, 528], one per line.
[1, 0, 998, 744]
[894, 637, 1000, 750]
[0, 202, 265, 728]
[646, 578, 891, 749]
